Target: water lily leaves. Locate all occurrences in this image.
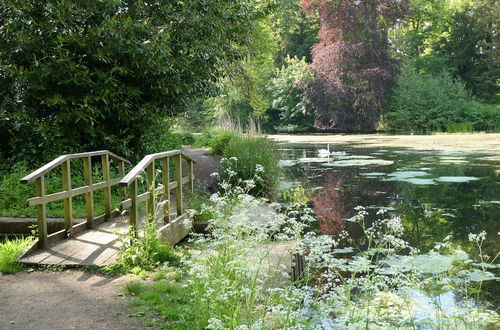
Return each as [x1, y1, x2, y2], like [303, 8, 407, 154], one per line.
[435, 176, 480, 183]
[322, 159, 394, 167]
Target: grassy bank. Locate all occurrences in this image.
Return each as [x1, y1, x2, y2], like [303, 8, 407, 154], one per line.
[195, 129, 281, 196]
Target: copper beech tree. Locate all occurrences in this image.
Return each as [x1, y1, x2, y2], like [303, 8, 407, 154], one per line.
[300, 0, 409, 131]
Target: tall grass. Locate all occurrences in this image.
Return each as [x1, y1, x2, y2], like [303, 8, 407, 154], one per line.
[195, 129, 280, 196]
[0, 236, 32, 274]
[222, 135, 280, 196]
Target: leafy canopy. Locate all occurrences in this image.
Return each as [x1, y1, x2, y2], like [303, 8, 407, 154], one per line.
[0, 0, 263, 161]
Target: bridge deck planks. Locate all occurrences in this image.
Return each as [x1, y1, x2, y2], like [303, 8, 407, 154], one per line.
[19, 216, 135, 266]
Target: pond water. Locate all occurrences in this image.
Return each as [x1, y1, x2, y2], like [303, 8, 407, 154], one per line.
[278, 143, 499, 306]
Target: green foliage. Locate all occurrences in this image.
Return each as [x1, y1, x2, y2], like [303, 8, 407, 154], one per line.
[196, 129, 280, 196]
[281, 185, 312, 205]
[222, 135, 280, 196]
[0, 161, 123, 218]
[0, 236, 32, 274]
[446, 122, 473, 133]
[391, 0, 499, 103]
[267, 56, 313, 132]
[384, 63, 500, 132]
[209, 130, 240, 156]
[108, 220, 181, 275]
[272, 0, 318, 65]
[0, 0, 264, 161]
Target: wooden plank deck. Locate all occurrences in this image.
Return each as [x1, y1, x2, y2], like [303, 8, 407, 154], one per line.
[19, 216, 134, 266]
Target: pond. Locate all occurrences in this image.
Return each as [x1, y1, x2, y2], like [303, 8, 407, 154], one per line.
[278, 142, 499, 307]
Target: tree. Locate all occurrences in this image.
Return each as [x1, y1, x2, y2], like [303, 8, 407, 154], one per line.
[0, 0, 263, 161]
[300, 0, 409, 131]
[266, 56, 313, 132]
[434, 1, 499, 102]
[272, 0, 319, 65]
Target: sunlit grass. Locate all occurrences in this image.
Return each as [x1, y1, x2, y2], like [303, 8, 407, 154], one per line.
[0, 236, 32, 274]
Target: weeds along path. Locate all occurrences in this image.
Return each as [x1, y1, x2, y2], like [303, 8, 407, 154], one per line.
[0, 271, 145, 330]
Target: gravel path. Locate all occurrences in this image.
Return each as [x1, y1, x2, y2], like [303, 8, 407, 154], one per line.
[0, 271, 145, 330]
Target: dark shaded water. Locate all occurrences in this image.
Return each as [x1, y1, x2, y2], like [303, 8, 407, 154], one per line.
[279, 143, 499, 305]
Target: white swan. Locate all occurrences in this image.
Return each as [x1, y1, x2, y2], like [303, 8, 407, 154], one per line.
[318, 144, 330, 158]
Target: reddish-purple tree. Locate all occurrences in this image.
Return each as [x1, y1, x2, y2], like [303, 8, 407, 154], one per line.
[300, 0, 408, 131]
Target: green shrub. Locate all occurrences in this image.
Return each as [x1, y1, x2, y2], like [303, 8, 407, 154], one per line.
[209, 130, 239, 155]
[174, 131, 195, 146]
[108, 220, 181, 275]
[0, 236, 33, 274]
[384, 62, 500, 132]
[222, 135, 280, 196]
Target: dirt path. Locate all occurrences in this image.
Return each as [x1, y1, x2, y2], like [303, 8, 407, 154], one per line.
[183, 146, 222, 192]
[269, 133, 500, 154]
[0, 271, 145, 330]
[0, 147, 221, 330]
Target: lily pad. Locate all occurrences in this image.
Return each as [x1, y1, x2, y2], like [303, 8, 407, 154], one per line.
[322, 159, 394, 167]
[359, 172, 387, 177]
[436, 176, 480, 183]
[298, 157, 330, 163]
[400, 178, 436, 185]
[278, 160, 297, 167]
[335, 155, 375, 160]
[384, 171, 428, 181]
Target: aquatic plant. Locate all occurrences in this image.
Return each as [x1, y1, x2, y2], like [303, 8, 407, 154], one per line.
[131, 164, 499, 328]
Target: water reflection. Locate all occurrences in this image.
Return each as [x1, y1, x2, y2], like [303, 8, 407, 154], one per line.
[280, 143, 500, 306]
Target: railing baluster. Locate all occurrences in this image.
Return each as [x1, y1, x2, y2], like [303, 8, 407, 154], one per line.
[35, 176, 48, 249]
[175, 153, 183, 216]
[146, 160, 155, 220]
[101, 154, 111, 221]
[162, 157, 170, 224]
[61, 159, 73, 237]
[188, 159, 194, 196]
[117, 161, 126, 198]
[129, 178, 138, 237]
[83, 156, 94, 229]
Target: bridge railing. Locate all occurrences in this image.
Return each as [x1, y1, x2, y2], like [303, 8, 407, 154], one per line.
[20, 151, 131, 249]
[119, 150, 196, 237]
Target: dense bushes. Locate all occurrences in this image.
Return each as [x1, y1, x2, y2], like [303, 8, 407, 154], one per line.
[0, 0, 264, 161]
[383, 64, 500, 132]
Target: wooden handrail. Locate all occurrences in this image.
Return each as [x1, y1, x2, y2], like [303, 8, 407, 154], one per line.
[20, 150, 131, 249]
[119, 150, 196, 186]
[20, 150, 131, 184]
[119, 149, 195, 236]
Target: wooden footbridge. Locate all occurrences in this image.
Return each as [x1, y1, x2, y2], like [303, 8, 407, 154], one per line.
[16, 149, 196, 266]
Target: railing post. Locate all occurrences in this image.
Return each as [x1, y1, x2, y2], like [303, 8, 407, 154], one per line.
[83, 157, 94, 229]
[35, 176, 48, 249]
[117, 161, 126, 198]
[175, 153, 183, 216]
[101, 154, 112, 221]
[188, 159, 194, 196]
[146, 160, 155, 221]
[61, 159, 73, 237]
[162, 157, 170, 224]
[129, 179, 138, 237]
